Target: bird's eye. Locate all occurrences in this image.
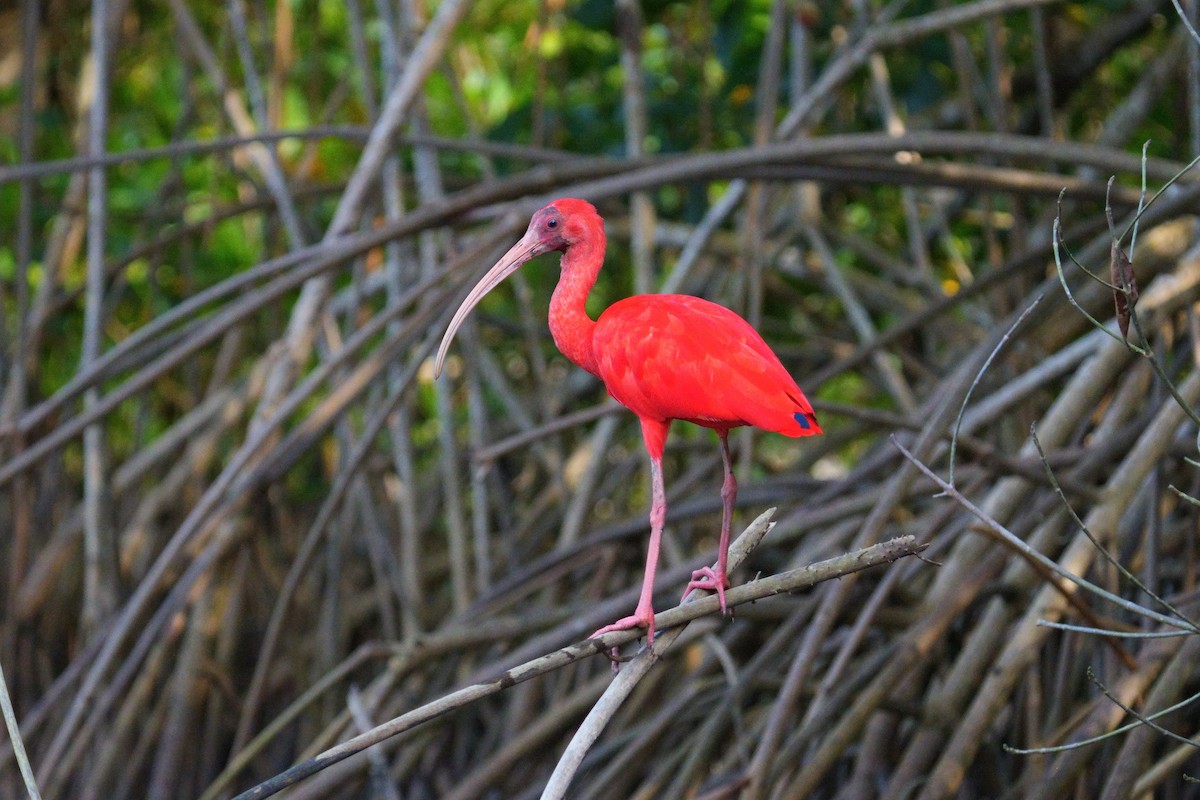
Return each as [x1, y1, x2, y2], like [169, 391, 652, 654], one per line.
[547, 218, 558, 229]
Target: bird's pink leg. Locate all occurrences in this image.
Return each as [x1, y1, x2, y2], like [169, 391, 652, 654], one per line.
[592, 453, 666, 650]
[683, 431, 734, 614]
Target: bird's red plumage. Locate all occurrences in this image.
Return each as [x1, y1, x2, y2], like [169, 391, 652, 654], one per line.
[593, 294, 820, 445]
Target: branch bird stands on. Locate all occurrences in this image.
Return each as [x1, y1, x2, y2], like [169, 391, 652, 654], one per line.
[435, 199, 821, 653]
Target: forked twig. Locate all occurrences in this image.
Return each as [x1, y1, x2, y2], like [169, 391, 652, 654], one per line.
[947, 295, 1043, 488]
[1004, 684, 1200, 755]
[1030, 423, 1199, 630]
[891, 436, 1198, 633]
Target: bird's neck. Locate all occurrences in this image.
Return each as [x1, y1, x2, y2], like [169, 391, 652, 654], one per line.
[548, 237, 603, 377]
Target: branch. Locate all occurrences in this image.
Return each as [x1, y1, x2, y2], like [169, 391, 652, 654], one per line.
[230, 514, 925, 800]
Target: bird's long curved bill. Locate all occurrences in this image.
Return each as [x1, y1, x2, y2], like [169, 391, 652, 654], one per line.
[434, 230, 545, 378]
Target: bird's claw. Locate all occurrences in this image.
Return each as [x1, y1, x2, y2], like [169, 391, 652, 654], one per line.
[591, 611, 656, 671]
[683, 567, 731, 616]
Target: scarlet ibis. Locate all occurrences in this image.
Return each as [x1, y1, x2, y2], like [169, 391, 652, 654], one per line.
[435, 199, 821, 648]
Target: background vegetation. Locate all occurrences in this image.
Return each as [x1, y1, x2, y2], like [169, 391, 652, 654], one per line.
[1, 0, 1199, 797]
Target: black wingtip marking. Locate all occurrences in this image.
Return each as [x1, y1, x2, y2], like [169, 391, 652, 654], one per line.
[794, 412, 811, 430]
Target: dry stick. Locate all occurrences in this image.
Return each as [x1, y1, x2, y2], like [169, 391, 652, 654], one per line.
[346, 686, 401, 800]
[237, 250, 488, 495]
[407, 83, 474, 619]
[445, 675, 610, 800]
[4, 0, 39, 423]
[1132, 725, 1200, 796]
[1100, 33, 1188, 153]
[1170, 0, 1200, 47]
[81, 0, 115, 643]
[896, 427, 1197, 634]
[146, 580, 212, 800]
[1017, 652, 1200, 758]
[1188, 0, 1200, 156]
[958, 10, 1018, 270]
[3, 0, 129, 438]
[0, 618, 107, 774]
[298, 572, 875, 797]
[0, 659, 41, 800]
[616, 0, 655, 296]
[230, 530, 925, 800]
[87, 645, 172, 800]
[10, 236, 314, 436]
[1031, 426, 1200, 630]
[575, 679, 711, 800]
[225, 0, 308, 247]
[2, 0, 42, 658]
[741, 0, 789, 341]
[859, 1, 936, 287]
[799, 550, 911, 740]
[663, 0, 907, 297]
[463, 340, 497, 592]
[804, 224, 917, 412]
[327, 0, 471, 238]
[0, 127, 581, 186]
[166, 0, 307, 250]
[470, 343, 575, 500]
[474, 402, 624, 463]
[557, 133, 1193, 237]
[652, 661, 741, 800]
[509, 268, 559, 416]
[369, 1, 429, 642]
[958, 330, 1102, 434]
[1028, 5, 1056, 136]
[344, 0, 377, 120]
[658, 602, 830, 799]
[558, 415, 622, 547]
[290, 618, 568, 760]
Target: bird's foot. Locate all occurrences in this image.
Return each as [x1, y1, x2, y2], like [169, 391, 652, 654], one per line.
[591, 610, 656, 670]
[683, 566, 731, 616]
[592, 610, 656, 647]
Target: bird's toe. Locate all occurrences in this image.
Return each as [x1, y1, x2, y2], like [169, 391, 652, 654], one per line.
[683, 567, 731, 615]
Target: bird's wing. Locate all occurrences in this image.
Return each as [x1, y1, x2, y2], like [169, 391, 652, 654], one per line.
[593, 295, 818, 437]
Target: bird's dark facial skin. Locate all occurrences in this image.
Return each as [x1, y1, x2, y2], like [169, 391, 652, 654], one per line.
[533, 206, 570, 251]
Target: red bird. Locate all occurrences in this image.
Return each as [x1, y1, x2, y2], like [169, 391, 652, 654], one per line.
[436, 199, 821, 647]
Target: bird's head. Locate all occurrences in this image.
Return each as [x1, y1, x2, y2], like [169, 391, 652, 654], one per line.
[527, 198, 601, 252]
[434, 198, 602, 378]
